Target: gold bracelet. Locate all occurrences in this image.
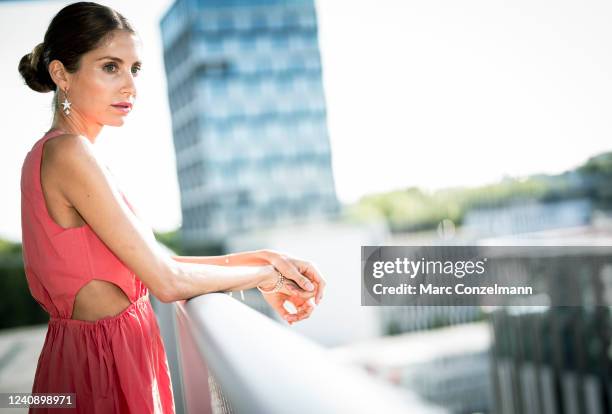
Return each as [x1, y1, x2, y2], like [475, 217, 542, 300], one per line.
[257, 272, 285, 294]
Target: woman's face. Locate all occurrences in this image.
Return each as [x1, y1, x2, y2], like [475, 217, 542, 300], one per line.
[66, 30, 142, 127]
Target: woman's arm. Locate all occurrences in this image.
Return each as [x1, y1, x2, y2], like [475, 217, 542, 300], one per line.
[174, 249, 326, 305]
[51, 134, 278, 302]
[171, 249, 270, 267]
[169, 261, 277, 300]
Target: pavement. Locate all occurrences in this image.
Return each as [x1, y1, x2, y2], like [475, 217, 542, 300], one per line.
[0, 324, 47, 414]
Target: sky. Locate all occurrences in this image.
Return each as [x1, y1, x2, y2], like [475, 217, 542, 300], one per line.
[1, 0, 612, 242]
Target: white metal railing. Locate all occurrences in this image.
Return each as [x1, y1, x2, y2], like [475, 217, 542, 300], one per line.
[167, 292, 446, 414]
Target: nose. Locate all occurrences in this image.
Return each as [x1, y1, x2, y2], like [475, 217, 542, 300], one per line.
[121, 71, 137, 99]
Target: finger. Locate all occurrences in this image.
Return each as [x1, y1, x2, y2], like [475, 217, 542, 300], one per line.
[293, 259, 325, 303]
[272, 257, 316, 293]
[294, 300, 315, 322]
[292, 259, 327, 305]
[290, 298, 314, 318]
[267, 297, 294, 323]
[283, 297, 309, 325]
[282, 279, 315, 299]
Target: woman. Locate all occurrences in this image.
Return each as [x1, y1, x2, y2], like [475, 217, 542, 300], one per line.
[18, 2, 326, 413]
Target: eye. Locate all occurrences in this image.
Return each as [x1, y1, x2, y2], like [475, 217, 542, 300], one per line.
[131, 65, 141, 76]
[103, 62, 118, 73]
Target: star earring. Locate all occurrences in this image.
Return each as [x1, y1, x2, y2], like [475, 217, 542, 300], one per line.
[60, 89, 71, 116]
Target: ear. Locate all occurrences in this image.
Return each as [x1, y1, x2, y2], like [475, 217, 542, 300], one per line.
[48, 59, 70, 92]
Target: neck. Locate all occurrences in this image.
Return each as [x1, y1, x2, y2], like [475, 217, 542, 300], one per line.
[50, 112, 102, 145]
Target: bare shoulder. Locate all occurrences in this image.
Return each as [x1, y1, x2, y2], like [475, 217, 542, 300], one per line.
[40, 134, 98, 209]
[44, 133, 96, 169]
[43, 133, 108, 188]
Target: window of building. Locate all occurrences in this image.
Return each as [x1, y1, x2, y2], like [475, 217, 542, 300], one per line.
[217, 14, 234, 31]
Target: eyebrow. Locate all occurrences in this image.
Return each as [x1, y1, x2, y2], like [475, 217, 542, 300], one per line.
[96, 56, 142, 66]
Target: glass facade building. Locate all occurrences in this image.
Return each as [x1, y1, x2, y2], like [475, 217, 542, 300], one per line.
[160, 0, 339, 247]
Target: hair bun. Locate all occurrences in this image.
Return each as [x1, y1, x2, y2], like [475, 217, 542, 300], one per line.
[30, 43, 45, 68]
[18, 42, 55, 93]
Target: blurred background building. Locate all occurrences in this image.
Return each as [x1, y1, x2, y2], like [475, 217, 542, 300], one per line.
[160, 0, 339, 251]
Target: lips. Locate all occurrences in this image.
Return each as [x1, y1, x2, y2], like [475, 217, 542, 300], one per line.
[111, 102, 133, 109]
[111, 102, 133, 115]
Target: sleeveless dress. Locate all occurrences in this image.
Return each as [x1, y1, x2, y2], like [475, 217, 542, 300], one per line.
[20, 129, 176, 413]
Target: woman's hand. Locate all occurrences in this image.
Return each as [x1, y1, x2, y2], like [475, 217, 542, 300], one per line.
[258, 250, 327, 305]
[260, 277, 316, 325]
[257, 265, 314, 297]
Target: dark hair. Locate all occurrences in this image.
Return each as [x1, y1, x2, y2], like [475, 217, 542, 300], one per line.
[18, 1, 135, 94]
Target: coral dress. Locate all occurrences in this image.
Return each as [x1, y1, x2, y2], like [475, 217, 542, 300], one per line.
[20, 129, 175, 413]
